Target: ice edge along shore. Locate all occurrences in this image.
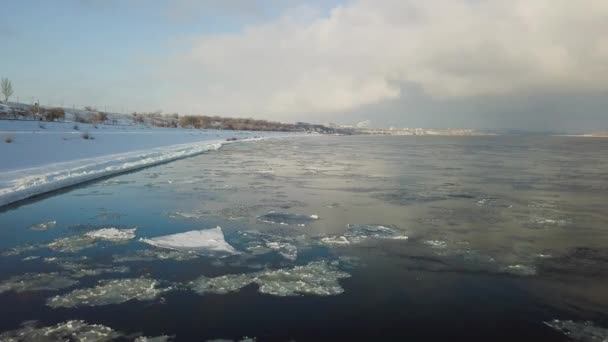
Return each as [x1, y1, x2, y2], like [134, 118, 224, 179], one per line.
[0, 134, 292, 208]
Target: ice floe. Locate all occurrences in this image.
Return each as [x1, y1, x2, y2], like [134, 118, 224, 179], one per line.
[114, 249, 199, 262]
[424, 240, 448, 249]
[190, 261, 350, 297]
[46, 235, 97, 253]
[320, 224, 408, 245]
[135, 336, 174, 342]
[140, 227, 239, 256]
[1, 244, 39, 257]
[0, 320, 122, 342]
[46, 227, 137, 253]
[84, 227, 137, 241]
[258, 212, 319, 226]
[0, 272, 78, 293]
[30, 220, 56, 231]
[47, 278, 169, 308]
[265, 242, 298, 261]
[502, 264, 537, 276]
[544, 319, 608, 342]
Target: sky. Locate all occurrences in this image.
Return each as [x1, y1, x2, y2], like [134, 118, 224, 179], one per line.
[1, 0, 607, 132]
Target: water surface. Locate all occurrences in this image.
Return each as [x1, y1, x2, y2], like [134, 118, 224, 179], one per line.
[1, 135, 607, 341]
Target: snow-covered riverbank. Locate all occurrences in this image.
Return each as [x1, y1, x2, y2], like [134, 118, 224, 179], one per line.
[0, 120, 296, 207]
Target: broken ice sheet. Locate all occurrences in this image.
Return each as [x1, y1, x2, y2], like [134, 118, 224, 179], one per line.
[320, 224, 408, 245]
[0, 320, 122, 342]
[190, 261, 351, 297]
[544, 319, 608, 342]
[30, 220, 57, 231]
[47, 278, 170, 308]
[140, 227, 239, 256]
[258, 212, 319, 226]
[0, 272, 78, 293]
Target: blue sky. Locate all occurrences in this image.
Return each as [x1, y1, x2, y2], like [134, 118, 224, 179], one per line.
[2, 0, 607, 132]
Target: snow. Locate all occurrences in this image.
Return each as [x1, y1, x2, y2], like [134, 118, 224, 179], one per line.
[0, 120, 295, 207]
[140, 227, 239, 256]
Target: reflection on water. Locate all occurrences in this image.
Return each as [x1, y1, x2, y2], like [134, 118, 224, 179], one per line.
[0, 135, 607, 341]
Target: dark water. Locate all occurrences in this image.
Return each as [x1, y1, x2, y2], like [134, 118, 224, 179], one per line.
[1, 135, 608, 341]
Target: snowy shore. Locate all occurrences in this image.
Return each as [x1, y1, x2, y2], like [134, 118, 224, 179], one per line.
[0, 120, 295, 207]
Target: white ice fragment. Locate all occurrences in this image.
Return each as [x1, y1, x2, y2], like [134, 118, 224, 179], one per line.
[47, 278, 169, 308]
[30, 220, 57, 231]
[265, 242, 298, 261]
[47, 235, 97, 253]
[320, 236, 351, 245]
[85, 227, 136, 241]
[114, 249, 199, 262]
[190, 273, 255, 295]
[320, 224, 408, 245]
[424, 240, 448, 249]
[0, 272, 79, 293]
[140, 227, 239, 256]
[544, 319, 608, 342]
[134, 335, 174, 342]
[0, 320, 122, 341]
[503, 264, 537, 276]
[190, 261, 350, 297]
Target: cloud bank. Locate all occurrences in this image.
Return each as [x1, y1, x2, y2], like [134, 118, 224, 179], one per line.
[162, 0, 608, 119]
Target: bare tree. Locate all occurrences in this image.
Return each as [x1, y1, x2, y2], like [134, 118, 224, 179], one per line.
[1, 78, 13, 104]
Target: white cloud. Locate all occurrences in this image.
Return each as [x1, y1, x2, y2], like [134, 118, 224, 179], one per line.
[161, 0, 608, 118]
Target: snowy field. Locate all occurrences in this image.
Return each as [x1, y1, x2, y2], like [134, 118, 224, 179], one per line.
[0, 120, 297, 207]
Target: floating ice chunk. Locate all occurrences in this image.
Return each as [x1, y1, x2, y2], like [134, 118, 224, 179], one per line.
[190, 273, 255, 295]
[544, 319, 608, 342]
[320, 224, 408, 245]
[502, 264, 537, 276]
[0, 272, 78, 293]
[140, 227, 238, 256]
[1, 244, 39, 257]
[168, 211, 206, 220]
[189, 261, 350, 297]
[134, 335, 174, 342]
[47, 278, 169, 308]
[424, 240, 448, 249]
[258, 212, 318, 226]
[69, 266, 130, 278]
[531, 217, 569, 226]
[47, 235, 97, 253]
[320, 236, 351, 245]
[255, 261, 350, 296]
[265, 242, 298, 261]
[84, 227, 136, 241]
[114, 249, 199, 262]
[0, 320, 122, 342]
[30, 220, 57, 231]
